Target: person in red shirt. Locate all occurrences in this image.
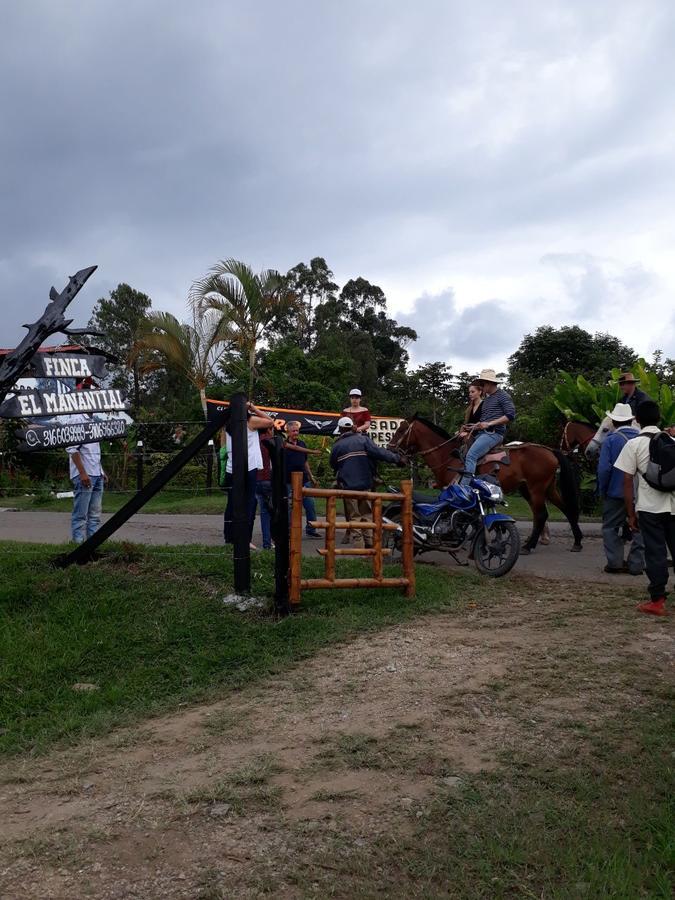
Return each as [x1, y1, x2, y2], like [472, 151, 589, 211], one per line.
[344, 388, 371, 434]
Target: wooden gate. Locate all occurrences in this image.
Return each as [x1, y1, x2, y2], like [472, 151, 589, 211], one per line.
[289, 470, 415, 606]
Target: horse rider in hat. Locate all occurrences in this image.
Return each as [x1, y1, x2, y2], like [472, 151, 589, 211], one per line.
[460, 368, 516, 482]
[597, 402, 644, 575]
[617, 371, 650, 416]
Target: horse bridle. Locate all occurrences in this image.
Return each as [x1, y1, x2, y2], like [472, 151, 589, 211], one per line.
[388, 419, 463, 462]
[560, 421, 593, 455]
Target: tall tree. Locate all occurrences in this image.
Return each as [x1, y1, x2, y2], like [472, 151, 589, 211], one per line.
[88, 283, 152, 410]
[411, 362, 454, 424]
[129, 310, 228, 419]
[508, 325, 637, 381]
[281, 257, 339, 348]
[190, 259, 296, 397]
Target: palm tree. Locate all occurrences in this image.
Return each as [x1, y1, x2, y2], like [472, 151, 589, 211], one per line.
[128, 310, 228, 419]
[189, 259, 296, 397]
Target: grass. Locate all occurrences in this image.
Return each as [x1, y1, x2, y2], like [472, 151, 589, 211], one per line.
[1, 488, 601, 520]
[0, 540, 489, 756]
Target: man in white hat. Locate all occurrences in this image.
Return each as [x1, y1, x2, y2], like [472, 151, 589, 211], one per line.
[460, 369, 516, 481]
[597, 403, 644, 574]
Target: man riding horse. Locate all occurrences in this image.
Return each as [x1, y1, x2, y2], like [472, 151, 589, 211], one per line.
[459, 368, 516, 482]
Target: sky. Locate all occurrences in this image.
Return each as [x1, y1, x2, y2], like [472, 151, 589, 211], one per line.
[2, 0, 675, 375]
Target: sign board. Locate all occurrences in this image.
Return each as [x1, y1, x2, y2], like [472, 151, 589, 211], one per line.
[29, 353, 107, 379]
[0, 387, 129, 419]
[15, 418, 128, 452]
[206, 398, 402, 443]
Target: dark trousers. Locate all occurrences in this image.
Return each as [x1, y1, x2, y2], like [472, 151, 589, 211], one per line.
[602, 497, 644, 573]
[255, 480, 273, 549]
[637, 511, 675, 599]
[223, 469, 258, 544]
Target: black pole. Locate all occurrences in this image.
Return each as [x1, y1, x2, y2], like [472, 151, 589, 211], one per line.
[230, 392, 250, 594]
[136, 437, 144, 492]
[270, 433, 290, 615]
[206, 439, 214, 494]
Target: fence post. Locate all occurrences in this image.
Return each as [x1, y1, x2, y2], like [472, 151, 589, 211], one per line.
[136, 440, 144, 492]
[372, 497, 383, 582]
[230, 392, 250, 594]
[325, 495, 336, 582]
[206, 439, 214, 494]
[289, 470, 303, 605]
[401, 479, 415, 598]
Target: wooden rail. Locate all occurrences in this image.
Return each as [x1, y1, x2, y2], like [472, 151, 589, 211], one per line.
[289, 471, 415, 606]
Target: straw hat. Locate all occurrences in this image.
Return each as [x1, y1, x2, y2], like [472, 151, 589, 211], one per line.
[477, 368, 499, 384]
[617, 372, 639, 385]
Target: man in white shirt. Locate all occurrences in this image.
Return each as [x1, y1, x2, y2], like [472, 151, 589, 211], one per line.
[65, 379, 107, 543]
[614, 400, 674, 616]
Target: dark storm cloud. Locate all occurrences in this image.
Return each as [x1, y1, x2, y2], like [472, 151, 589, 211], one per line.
[1, 1, 674, 361]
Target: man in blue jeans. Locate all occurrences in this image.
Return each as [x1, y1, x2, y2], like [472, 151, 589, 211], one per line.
[460, 368, 516, 482]
[284, 420, 322, 538]
[65, 381, 107, 543]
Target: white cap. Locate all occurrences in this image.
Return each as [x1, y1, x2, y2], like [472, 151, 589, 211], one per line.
[337, 416, 354, 428]
[348, 388, 362, 396]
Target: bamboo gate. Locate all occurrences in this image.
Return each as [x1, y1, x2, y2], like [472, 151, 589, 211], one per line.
[289, 470, 416, 607]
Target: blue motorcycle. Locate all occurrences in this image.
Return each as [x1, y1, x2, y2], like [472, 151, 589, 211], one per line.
[383, 476, 520, 577]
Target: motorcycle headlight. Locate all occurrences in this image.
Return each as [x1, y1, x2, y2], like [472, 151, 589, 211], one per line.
[488, 485, 504, 502]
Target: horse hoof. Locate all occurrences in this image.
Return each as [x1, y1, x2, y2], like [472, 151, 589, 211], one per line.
[520, 547, 532, 556]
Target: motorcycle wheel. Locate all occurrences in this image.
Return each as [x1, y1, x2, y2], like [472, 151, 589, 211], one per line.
[473, 521, 520, 577]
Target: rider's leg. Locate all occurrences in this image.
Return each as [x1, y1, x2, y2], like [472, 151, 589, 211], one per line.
[462, 432, 503, 482]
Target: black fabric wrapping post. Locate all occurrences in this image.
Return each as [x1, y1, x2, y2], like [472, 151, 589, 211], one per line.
[269, 433, 290, 615]
[230, 393, 250, 594]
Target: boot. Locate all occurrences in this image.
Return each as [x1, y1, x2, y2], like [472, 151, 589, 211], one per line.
[636, 597, 667, 617]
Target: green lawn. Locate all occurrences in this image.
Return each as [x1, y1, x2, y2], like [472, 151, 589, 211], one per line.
[0, 541, 487, 756]
[1, 488, 601, 520]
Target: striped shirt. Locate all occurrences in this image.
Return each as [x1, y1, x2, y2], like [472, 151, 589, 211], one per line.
[479, 389, 516, 435]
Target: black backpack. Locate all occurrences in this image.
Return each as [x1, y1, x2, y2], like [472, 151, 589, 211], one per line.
[643, 432, 675, 492]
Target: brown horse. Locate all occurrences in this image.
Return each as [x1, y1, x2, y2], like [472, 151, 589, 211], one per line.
[559, 420, 598, 455]
[389, 415, 583, 553]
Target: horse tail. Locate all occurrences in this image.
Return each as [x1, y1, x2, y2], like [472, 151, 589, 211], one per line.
[552, 449, 579, 524]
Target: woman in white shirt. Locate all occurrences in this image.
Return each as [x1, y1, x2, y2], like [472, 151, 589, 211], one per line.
[223, 402, 272, 548]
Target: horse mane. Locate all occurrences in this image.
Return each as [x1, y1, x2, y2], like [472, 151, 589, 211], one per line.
[411, 413, 452, 440]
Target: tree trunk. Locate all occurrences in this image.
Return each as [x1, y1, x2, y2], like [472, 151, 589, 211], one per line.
[200, 387, 208, 421]
[247, 343, 256, 399]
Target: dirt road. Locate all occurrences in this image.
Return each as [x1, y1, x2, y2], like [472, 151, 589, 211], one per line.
[0, 575, 671, 899]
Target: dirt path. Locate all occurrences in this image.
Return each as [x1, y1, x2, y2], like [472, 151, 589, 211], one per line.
[0, 575, 672, 899]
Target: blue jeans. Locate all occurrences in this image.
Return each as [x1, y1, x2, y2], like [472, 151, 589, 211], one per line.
[71, 475, 104, 543]
[255, 480, 273, 549]
[287, 481, 319, 534]
[223, 469, 258, 543]
[463, 431, 504, 476]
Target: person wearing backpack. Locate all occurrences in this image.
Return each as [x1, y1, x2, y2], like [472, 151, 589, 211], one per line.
[597, 403, 643, 575]
[614, 400, 675, 616]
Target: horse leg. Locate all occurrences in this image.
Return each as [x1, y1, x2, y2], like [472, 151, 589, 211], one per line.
[519, 483, 548, 554]
[546, 482, 584, 552]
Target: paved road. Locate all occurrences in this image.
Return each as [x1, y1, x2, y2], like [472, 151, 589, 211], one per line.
[0, 508, 660, 589]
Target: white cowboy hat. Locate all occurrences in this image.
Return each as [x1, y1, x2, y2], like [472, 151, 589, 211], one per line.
[477, 368, 499, 383]
[348, 388, 362, 396]
[337, 416, 354, 428]
[606, 402, 634, 423]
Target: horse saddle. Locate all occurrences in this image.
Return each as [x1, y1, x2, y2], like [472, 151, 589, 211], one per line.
[482, 448, 511, 467]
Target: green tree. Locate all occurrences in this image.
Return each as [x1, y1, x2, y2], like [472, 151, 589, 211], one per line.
[87, 283, 152, 411]
[129, 311, 229, 419]
[508, 325, 637, 381]
[410, 362, 453, 424]
[190, 259, 296, 397]
[281, 257, 339, 349]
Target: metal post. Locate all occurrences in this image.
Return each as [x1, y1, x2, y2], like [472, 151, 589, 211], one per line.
[206, 439, 214, 494]
[270, 433, 290, 615]
[136, 440, 144, 492]
[230, 392, 250, 594]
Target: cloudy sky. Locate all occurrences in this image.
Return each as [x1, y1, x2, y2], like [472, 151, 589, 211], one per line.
[2, 0, 674, 373]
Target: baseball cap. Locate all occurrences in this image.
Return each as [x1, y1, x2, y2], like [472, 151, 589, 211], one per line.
[337, 416, 354, 428]
[348, 388, 362, 397]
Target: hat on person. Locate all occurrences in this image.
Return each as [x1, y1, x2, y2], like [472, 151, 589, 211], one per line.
[477, 368, 499, 384]
[348, 388, 362, 397]
[337, 416, 354, 429]
[617, 372, 639, 385]
[606, 402, 634, 423]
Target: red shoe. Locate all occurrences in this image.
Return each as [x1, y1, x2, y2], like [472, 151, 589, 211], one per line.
[636, 598, 667, 617]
